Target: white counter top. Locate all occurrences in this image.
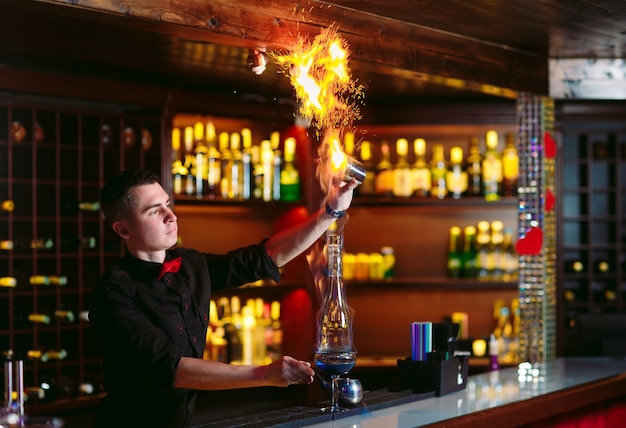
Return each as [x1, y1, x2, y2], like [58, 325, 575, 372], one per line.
[305, 357, 626, 428]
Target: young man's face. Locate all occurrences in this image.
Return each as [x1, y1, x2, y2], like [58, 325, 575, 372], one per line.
[115, 182, 178, 253]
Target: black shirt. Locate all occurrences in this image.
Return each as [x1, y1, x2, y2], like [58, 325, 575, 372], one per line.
[89, 242, 280, 428]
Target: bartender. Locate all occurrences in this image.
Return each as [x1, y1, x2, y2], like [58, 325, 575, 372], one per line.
[89, 169, 358, 428]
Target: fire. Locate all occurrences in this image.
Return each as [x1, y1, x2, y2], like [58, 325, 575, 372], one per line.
[273, 26, 363, 132]
[329, 135, 348, 175]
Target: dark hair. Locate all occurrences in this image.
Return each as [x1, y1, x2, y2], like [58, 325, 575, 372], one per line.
[100, 170, 161, 223]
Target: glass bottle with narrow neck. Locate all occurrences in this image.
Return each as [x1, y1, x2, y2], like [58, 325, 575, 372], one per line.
[219, 132, 232, 199]
[356, 140, 375, 196]
[229, 132, 244, 199]
[502, 132, 519, 197]
[314, 233, 356, 412]
[412, 138, 431, 197]
[447, 226, 463, 278]
[429, 144, 448, 199]
[280, 137, 300, 201]
[482, 130, 502, 201]
[465, 136, 482, 197]
[241, 128, 253, 200]
[375, 142, 393, 197]
[205, 121, 221, 198]
[392, 138, 413, 197]
[446, 146, 468, 199]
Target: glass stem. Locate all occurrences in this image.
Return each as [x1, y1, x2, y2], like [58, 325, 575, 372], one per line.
[331, 375, 339, 412]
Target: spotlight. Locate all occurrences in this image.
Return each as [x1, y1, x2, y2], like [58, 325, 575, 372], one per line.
[247, 49, 268, 75]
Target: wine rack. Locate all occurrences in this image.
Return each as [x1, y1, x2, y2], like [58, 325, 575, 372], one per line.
[558, 103, 626, 356]
[0, 97, 162, 409]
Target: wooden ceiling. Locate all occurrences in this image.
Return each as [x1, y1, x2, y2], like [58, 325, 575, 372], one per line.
[1, 0, 625, 103]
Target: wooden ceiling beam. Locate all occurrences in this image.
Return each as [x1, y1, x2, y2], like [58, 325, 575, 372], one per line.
[33, 0, 548, 96]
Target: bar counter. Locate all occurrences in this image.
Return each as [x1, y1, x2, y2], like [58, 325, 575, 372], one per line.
[193, 357, 626, 427]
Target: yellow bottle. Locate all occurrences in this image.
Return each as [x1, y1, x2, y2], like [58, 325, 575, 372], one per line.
[429, 144, 448, 199]
[412, 138, 431, 197]
[502, 132, 519, 197]
[375, 142, 393, 197]
[446, 146, 468, 199]
[392, 138, 413, 197]
[482, 130, 502, 201]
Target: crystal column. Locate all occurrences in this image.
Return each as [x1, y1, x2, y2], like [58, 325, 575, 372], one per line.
[516, 94, 557, 366]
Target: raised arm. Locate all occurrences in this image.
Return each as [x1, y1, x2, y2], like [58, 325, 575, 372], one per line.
[264, 178, 358, 268]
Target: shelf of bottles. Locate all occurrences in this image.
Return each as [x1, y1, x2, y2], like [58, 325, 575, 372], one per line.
[559, 118, 626, 354]
[170, 115, 306, 206]
[0, 99, 161, 406]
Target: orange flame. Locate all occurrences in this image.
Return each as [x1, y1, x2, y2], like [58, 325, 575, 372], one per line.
[329, 135, 348, 175]
[274, 26, 363, 132]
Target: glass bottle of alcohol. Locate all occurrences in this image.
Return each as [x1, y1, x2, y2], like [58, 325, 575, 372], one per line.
[447, 226, 463, 278]
[261, 140, 274, 202]
[193, 122, 208, 199]
[271, 132, 282, 201]
[489, 221, 505, 280]
[476, 221, 492, 279]
[206, 121, 221, 198]
[446, 146, 468, 199]
[229, 132, 244, 199]
[219, 132, 232, 199]
[412, 138, 431, 197]
[356, 140, 375, 196]
[500, 227, 518, 281]
[183, 126, 195, 196]
[502, 132, 519, 197]
[461, 226, 478, 278]
[392, 138, 413, 197]
[251, 145, 263, 199]
[280, 137, 300, 201]
[374, 141, 394, 197]
[465, 136, 482, 197]
[482, 130, 502, 201]
[241, 128, 253, 200]
[429, 144, 448, 199]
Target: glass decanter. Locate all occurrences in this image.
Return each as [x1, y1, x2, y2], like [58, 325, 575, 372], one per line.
[314, 233, 356, 412]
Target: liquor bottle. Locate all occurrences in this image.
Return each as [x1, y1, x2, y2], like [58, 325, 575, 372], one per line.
[489, 221, 504, 280]
[241, 302, 257, 365]
[27, 349, 49, 362]
[502, 132, 519, 196]
[54, 309, 75, 323]
[465, 136, 482, 197]
[280, 137, 300, 201]
[564, 259, 585, 273]
[241, 128, 253, 200]
[344, 132, 355, 158]
[270, 132, 282, 201]
[446, 226, 463, 278]
[193, 122, 208, 199]
[0, 240, 13, 250]
[446, 146, 468, 199]
[0, 277, 17, 288]
[61, 198, 100, 215]
[29, 275, 50, 286]
[482, 130, 502, 201]
[429, 144, 448, 199]
[47, 349, 68, 360]
[594, 259, 610, 273]
[356, 140, 375, 196]
[374, 141, 394, 197]
[261, 140, 274, 202]
[461, 226, 478, 278]
[412, 138, 431, 197]
[392, 138, 413, 197]
[1, 200, 14, 212]
[183, 126, 195, 196]
[268, 300, 283, 362]
[229, 132, 244, 199]
[251, 145, 263, 199]
[476, 221, 491, 279]
[500, 227, 518, 281]
[28, 313, 51, 324]
[206, 122, 221, 198]
[48, 275, 67, 286]
[219, 132, 232, 199]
